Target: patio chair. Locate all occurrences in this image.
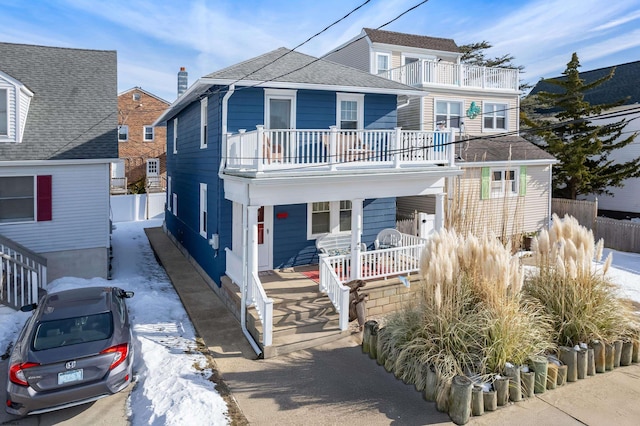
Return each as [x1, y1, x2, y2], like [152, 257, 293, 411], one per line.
[374, 228, 402, 250]
[262, 136, 282, 164]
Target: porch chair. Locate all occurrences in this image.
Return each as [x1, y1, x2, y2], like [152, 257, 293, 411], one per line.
[262, 136, 283, 164]
[374, 228, 402, 250]
[322, 133, 370, 163]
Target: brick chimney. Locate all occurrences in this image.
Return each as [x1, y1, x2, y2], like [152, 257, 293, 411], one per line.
[177, 67, 188, 97]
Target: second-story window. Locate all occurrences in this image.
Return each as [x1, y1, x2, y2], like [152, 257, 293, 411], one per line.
[337, 93, 364, 130]
[200, 97, 208, 149]
[118, 125, 129, 141]
[376, 53, 390, 74]
[0, 88, 7, 136]
[143, 126, 154, 141]
[483, 103, 507, 130]
[435, 100, 462, 129]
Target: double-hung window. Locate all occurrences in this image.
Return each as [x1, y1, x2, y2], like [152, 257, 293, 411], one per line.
[200, 98, 208, 149]
[199, 183, 207, 237]
[0, 88, 7, 136]
[337, 93, 363, 130]
[483, 103, 507, 131]
[308, 200, 352, 238]
[0, 176, 35, 223]
[375, 53, 390, 75]
[143, 126, 154, 141]
[481, 167, 527, 199]
[435, 100, 462, 129]
[118, 125, 129, 141]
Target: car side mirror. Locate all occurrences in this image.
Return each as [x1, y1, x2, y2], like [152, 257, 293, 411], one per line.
[122, 291, 134, 299]
[20, 303, 37, 312]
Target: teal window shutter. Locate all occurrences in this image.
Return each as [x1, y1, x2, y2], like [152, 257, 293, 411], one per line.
[519, 166, 527, 196]
[481, 167, 490, 200]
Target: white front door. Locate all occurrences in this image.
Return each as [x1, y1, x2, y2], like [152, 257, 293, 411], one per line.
[257, 206, 273, 271]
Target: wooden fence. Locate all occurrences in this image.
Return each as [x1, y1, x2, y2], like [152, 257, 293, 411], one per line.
[552, 198, 640, 253]
[552, 198, 598, 229]
[594, 217, 640, 253]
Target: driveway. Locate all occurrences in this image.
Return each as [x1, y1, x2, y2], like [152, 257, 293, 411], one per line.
[0, 358, 130, 426]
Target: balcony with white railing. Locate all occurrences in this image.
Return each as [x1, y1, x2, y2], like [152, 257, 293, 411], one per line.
[224, 125, 455, 175]
[379, 60, 519, 92]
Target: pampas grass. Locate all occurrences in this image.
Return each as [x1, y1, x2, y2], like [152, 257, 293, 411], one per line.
[524, 214, 638, 346]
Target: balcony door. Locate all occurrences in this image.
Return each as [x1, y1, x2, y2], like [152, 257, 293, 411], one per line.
[265, 89, 296, 163]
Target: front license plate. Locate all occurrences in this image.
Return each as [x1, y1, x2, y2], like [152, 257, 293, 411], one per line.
[58, 369, 83, 385]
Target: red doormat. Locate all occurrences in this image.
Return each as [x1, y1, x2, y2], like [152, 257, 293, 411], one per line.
[301, 270, 320, 283]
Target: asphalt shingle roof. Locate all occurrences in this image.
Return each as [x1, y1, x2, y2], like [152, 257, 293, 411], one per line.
[529, 60, 640, 106]
[204, 47, 424, 92]
[458, 135, 556, 163]
[0, 42, 118, 161]
[363, 28, 460, 53]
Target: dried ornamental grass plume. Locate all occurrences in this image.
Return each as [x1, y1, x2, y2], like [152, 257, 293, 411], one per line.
[603, 252, 613, 276]
[595, 239, 604, 262]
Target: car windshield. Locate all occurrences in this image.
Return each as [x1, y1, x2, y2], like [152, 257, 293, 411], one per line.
[32, 312, 113, 351]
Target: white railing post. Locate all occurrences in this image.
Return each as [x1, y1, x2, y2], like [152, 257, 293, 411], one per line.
[329, 126, 338, 171]
[351, 199, 363, 280]
[339, 286, 349, 330]
[435, 193, 445, 231]
[448, 129, 456, 166]
[393, 127, 402, 168]
[263, 297, 273, 346]
[255, 126, 263, 172]
[458, 64, 464, 87]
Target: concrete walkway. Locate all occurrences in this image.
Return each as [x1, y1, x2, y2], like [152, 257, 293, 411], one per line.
[145, 227, 640, 426]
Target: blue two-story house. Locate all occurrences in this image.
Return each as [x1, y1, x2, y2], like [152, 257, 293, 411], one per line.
[155, 48, 460, 354]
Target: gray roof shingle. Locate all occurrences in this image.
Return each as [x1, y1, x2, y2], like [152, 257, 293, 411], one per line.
[204, 47, 425, 92]
[457, 135, 556, 163]
[363, 28, 460, 53]
[529, 60, 640, 106]
[0, 42, 118, 161]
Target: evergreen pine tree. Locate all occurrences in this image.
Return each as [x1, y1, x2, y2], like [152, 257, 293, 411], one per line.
[522, 53, 640, 199]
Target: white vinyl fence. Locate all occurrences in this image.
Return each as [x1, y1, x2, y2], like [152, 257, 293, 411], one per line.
[111, 192, 166, 223]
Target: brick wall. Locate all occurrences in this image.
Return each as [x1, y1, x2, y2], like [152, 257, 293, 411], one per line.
[118, 89, 170, 190]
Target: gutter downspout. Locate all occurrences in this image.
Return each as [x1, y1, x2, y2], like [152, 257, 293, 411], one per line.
[221, 84, 261, 357]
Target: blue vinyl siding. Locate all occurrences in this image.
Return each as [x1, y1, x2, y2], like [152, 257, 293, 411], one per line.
[166, 84, 399, 282]
[272, 198, 397, 268]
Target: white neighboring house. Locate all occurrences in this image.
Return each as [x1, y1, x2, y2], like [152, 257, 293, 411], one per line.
[530, 60, 640, 217]
[0, 42, 118, 283]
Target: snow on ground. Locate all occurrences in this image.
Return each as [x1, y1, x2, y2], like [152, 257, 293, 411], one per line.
[0, 220, 229, 425]
[2, 221, 640, 423]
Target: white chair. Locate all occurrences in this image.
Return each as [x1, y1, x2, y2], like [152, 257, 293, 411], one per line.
[374, 228, 402, 250]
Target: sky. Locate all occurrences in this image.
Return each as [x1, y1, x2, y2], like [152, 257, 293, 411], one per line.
[2, 219, 640, 423]
[1, 0, 640, 103]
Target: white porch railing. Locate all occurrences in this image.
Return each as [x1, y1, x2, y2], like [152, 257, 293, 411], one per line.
[318, 232, 428, 328]
[225, 126, 455, 173]
[224, 248, 274, 347]
[319, 254, 350, 331]
[249, 271, 274, 347]
[379, 60, 519, 91]
[0, 234, 47, 310]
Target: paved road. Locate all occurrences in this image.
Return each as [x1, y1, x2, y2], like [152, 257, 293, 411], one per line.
[0, 359, 130, 426]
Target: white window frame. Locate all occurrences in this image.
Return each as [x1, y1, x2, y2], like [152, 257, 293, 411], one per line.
[0, 88, 8, 137]
[0, 175, 35, 224]
[374, 52, 391, 75]
[118, 125, 129, 142]
[434, 99, 463, 130]
[143, 125, 154, 141]
[264, 88, 297, 129]
[199, 183, 207, 237]
[307, 200, 352, 239]
[336, 93, 364, 130]
[491, 168, 518, 198]
[172, 193, 178, 216]
[167, 176, 172, 212]
[482, 101, 508, 132]
[200, 97, 208, 149]
[173, 117, 178, 154]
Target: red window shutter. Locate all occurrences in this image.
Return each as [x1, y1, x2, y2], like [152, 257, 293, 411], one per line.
[37, 175, 52, 221]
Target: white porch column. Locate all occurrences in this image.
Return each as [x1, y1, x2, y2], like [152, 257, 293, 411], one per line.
[435, 193, 445, 231]
[246, 205, 259, 305]
[350, 198, 364, 281]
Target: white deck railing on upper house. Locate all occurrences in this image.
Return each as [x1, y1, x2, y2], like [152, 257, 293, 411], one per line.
[225, 126, 455, 173]
[1, 234, 47, 309]
[379, 60, 519, 91]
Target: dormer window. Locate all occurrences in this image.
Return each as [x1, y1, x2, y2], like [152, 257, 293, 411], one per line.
[0, 88, 7, 136]
[0, 70, 34, 143]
